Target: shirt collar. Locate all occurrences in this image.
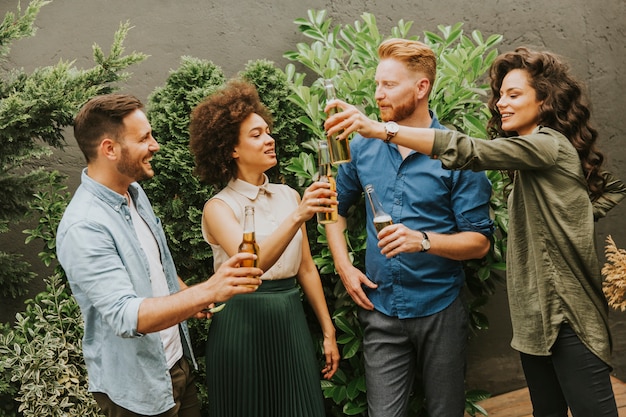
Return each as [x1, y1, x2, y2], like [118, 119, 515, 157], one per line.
[225, 173, 273, 201]
[81, 168, 138, 210]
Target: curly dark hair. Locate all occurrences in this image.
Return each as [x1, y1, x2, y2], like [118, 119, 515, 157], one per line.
[189, 79, 273, 187]
[486, 47, 606, 200]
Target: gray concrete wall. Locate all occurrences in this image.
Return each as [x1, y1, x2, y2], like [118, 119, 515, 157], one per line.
[1, 0, 625, 396]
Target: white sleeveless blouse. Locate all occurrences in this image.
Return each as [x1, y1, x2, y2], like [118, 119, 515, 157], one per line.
[203, 175, 303, 280]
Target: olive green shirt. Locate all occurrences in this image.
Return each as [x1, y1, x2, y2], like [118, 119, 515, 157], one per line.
[432, 126, 626, 365]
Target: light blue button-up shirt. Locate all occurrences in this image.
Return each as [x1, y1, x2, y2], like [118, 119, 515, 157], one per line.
[56, 169, 195, 415]
[336, 115, 494, 318]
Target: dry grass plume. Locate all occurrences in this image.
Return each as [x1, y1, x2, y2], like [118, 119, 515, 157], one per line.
[602, 235, 626, 311]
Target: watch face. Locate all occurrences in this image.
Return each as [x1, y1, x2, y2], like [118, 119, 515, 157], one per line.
[422, 239, 430, 250]
[386, 122, 399, 134]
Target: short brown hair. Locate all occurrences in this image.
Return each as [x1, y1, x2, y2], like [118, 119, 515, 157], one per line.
[189, 79, 273, 187]
[378, 38, 437, 89]
[73, 94, 144, 163]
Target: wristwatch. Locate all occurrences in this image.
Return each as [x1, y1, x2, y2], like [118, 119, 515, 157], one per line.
[384, 121, 399, 143]
[420, 231, 430, 252]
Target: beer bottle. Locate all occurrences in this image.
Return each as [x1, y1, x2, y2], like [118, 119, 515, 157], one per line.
[238, 205, 260, 287]
[323, 78, 351, 165]
[316, 140, 338, 224]
[365, 184, 393, 234]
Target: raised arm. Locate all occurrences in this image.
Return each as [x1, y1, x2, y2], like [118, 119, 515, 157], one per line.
[323, 99, 435, 154]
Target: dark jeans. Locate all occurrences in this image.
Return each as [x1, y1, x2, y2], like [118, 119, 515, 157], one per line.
[93, 356, 200, 417]
[358, 296, 468, 417]
[520, 323, 618, 417]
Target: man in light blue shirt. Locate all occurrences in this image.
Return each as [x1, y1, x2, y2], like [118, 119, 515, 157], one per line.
[324, 39, 494, 417]
[56, 94, 262, 416]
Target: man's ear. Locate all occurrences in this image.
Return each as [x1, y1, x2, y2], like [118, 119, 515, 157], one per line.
[100, 137, 119, 160]
[416, 78, 431, 100]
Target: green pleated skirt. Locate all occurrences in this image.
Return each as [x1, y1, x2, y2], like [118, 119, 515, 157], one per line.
[205, 278, 326, 417]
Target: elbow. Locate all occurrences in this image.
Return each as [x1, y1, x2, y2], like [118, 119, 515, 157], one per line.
[476, 244, 491, 260]
[476, 237, 492, 259]
[468, 234, 491, 260]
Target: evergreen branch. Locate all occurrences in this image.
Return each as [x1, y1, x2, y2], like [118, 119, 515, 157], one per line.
[0, 0, 51, 59]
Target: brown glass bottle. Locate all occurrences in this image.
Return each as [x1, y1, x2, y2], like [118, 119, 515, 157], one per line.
[238, 205, 260, 287]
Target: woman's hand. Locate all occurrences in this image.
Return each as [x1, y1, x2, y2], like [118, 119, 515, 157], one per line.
[324, 99, 384, 141]
[321, 333, 340, 380]
[294, 181, 337, 223]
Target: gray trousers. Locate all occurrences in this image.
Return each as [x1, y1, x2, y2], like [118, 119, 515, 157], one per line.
[358, 295, 468, 417]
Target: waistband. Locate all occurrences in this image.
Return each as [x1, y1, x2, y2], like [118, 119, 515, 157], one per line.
[255, 277, 296, 293]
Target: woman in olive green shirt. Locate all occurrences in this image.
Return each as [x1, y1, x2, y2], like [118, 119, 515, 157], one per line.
[324, 47, 625, 417]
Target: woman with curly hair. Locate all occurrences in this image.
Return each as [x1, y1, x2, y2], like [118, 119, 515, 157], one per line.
[324, 47, 625, 416]
[189, 79, 339, 417]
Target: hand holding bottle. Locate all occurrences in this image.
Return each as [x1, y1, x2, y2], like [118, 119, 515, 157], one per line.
[323, 98, 384, 142]
[297, 181, 337, 223]
[316, 140, 338, 224]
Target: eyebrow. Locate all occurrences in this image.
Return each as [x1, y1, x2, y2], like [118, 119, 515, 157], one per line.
[500, 86, 523, 94]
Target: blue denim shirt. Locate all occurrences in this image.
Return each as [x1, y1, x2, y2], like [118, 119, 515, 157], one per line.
[336, 115, 494, 318]
[56, 169, 196, 415]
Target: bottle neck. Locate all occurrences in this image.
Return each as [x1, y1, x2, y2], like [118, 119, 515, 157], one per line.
[318, 142, 332, 177]
[243, 208, 255, 234]
[323, 79, 337, 101]
[319, 161, 332, 178]
[366, 190, 387, 217]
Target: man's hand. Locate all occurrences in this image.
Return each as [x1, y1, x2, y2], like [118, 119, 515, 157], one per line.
[377, 223, 422, 257]
[338, 264, 377, 310]
[203, 252, 263, 303]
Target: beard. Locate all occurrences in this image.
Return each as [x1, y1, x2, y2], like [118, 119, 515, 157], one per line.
[117, 146, 153, 182]
[379, 90, 418, 122]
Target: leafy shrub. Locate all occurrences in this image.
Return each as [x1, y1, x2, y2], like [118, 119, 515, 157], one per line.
[0, 172, 98, 417]
[0, 273, 97, 417]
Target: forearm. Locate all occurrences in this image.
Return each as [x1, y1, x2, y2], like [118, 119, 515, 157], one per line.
[427, 231, 490, 261]
[136, 285, 209, 333]
[136, 256, 262, 333]
[257, 211, 305, 271]
[324, 216, 353, 273]
[380, 123, 436, 155]
[593, 170, 626, 220]
[298, 274, 336, 339]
